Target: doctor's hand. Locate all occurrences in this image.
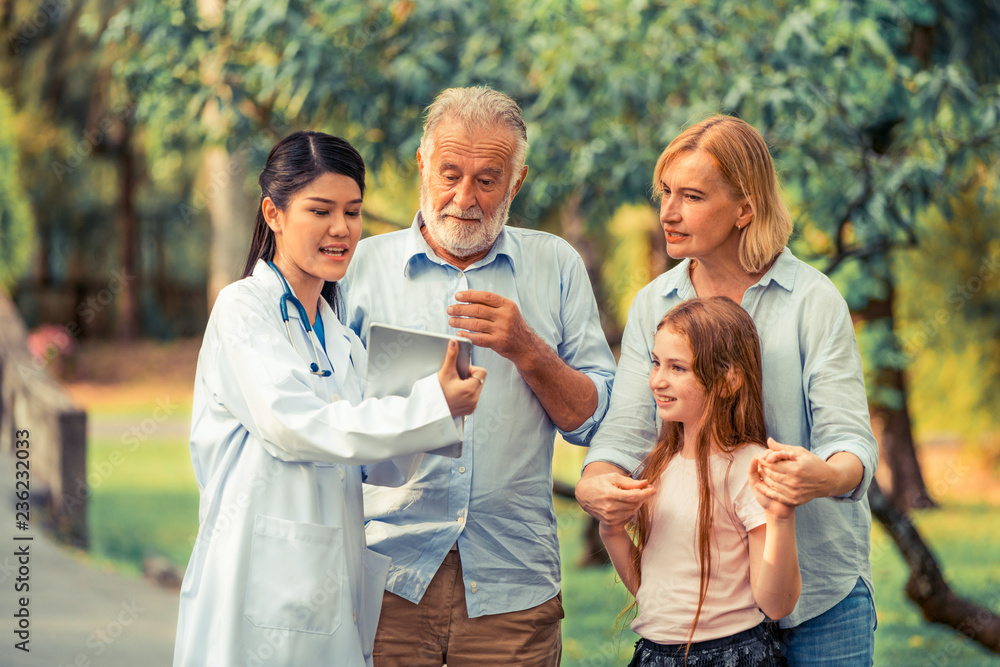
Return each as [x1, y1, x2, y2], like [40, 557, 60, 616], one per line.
[438, 340, 486, 418]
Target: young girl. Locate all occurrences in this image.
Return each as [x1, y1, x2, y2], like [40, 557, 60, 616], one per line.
[600, 297, 800, 666]
[173, 131, 486, 667]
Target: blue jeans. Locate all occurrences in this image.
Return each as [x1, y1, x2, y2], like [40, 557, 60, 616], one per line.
[778, 578, 876, 667]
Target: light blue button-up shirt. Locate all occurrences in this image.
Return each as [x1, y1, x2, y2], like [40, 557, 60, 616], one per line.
[583, 249, 877, 628]
[340, 215, 616, 617]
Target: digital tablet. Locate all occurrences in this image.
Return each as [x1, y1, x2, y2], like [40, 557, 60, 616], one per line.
[366, 323, 472, 396]
[365, 323, 472, 458]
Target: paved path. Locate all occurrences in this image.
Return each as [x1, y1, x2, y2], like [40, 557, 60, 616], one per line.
[0, 453, 179, 667]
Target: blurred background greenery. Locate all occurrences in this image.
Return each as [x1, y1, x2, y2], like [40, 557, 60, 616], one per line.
[2, 0, 1000, 664]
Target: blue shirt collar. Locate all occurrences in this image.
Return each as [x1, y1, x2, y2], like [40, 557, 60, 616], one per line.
[402, 212, 518, 278]
[658, 248, 798, 298]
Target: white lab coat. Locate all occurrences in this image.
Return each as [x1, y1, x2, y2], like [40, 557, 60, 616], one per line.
[173, 260, 462, 667]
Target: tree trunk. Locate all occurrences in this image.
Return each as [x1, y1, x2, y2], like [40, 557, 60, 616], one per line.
[0, 0, 13, 56]
[871, 389, 936, 510]
[560, 190, 602, 295]
[578, 516, 610, 567]
[203, 145, 253, 309]
[197, 0, 251, 310]
[869, 479, 1000, 652]
[648, 225, 669, 281]
[853, 270, 936, 511]
[114, 124, 139, 340]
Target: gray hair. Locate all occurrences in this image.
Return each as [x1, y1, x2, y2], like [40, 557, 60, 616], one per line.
[419, 86, 528, 183]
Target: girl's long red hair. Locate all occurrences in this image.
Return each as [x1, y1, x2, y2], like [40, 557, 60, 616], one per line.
[624, 297, 767, 655]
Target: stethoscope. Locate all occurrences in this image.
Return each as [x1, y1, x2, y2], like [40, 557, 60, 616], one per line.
[268, 261, 332, 377]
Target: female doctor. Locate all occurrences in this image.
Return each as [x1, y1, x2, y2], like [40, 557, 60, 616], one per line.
[173, 131, 486, 667]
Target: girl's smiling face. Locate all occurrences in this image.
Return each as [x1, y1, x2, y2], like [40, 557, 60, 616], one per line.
[649, 327, 707, 431]
[265, 172, 363, 292]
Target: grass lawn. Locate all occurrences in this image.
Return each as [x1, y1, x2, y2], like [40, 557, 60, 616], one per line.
[71, 333, 998, 667]
[868, 505, 1000, 666]
[82, 424, 1000, 666]
[85, 400, 200, 577]
[87, 441, 198, 576]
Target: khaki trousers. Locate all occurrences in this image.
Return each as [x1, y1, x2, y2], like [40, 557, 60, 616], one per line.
[372, 550, 563, 666]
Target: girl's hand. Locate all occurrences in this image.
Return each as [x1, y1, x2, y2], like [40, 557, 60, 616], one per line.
[749, 456, 796, 520]
[438, 340, 486, 417]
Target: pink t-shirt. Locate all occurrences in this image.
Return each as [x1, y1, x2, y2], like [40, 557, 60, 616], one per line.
[630, 444, 768, 644]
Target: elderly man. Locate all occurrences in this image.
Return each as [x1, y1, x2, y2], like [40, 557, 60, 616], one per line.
[339, 86, 615, 666]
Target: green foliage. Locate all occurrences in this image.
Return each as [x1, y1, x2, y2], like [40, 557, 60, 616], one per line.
[7, 0, 1000, 408]
[893, 175, 1000, 437]
[0, 87, 34, 289]
[35, 0, 1000, 254]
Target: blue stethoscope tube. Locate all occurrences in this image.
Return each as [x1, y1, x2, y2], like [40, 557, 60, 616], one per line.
[268, 261, 332, 377]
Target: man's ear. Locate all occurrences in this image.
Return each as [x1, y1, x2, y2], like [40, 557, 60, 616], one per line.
[416, 148, 425, 178]
[509, 165, 528, 199]
[262, 197, 281, 234]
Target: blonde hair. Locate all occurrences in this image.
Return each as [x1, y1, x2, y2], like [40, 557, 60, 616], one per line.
[652, 115, 792, 274]
[419, 86, 528, 179]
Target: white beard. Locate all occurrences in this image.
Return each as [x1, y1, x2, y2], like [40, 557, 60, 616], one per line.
[419, 180, 513, 258]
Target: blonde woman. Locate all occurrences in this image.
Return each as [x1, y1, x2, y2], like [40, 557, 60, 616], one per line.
[577, 116, 877, 666]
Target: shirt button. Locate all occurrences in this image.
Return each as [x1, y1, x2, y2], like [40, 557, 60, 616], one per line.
[470, 581, 477, 593]
[458, 466, 466, 473]
[338, 468, 345, 480]
[331, 393, 340, 402]
[353, 610, 357, 624]
[456, 515, 465, 524]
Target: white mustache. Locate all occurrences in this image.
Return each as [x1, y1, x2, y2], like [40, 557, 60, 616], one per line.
[438, 204, 484, 222]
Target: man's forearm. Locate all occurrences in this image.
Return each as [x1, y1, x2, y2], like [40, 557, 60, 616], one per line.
[825, 451, 865, 497]
[513, 331, 598, 432]
[582, 461, 630, 478]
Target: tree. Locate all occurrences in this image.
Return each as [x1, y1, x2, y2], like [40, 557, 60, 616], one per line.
[748, 0, 1000, 513]
[0, 85, 34, 291]
[2, 0, 145, 338]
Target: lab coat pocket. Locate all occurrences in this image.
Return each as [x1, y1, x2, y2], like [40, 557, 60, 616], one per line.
[359, 548, 392, 658]
[244, 514, 345, 635]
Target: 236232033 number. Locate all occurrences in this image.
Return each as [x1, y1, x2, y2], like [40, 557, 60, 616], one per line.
[14, 430, 29, 526]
